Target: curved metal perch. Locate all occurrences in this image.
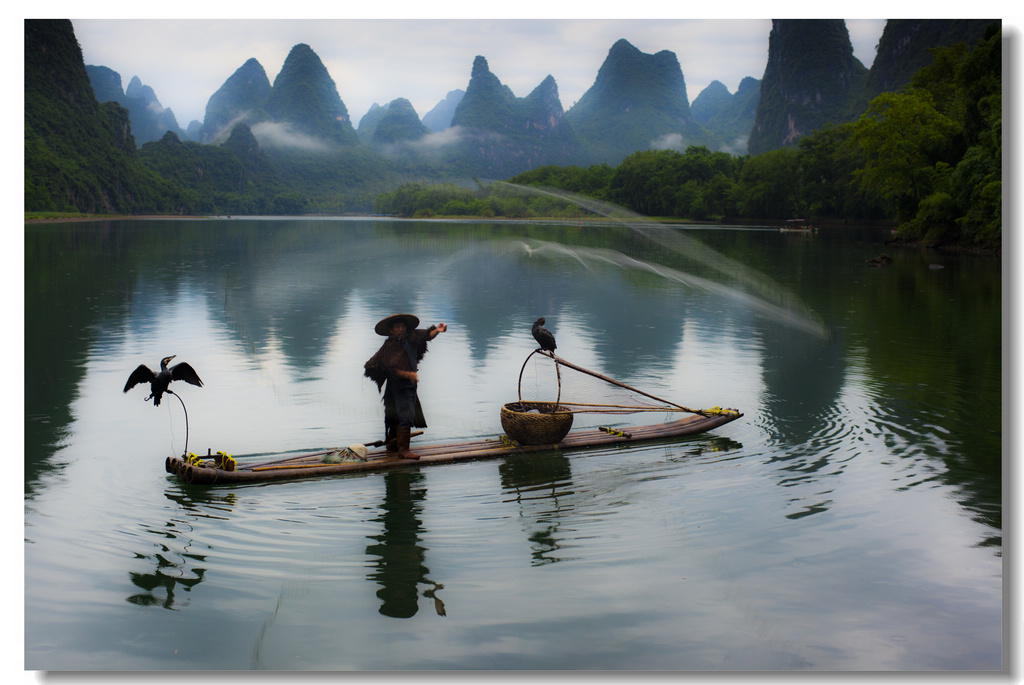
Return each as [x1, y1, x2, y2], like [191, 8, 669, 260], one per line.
[517, 348, 563, 411]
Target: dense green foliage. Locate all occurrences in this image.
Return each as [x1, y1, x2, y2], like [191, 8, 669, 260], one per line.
[378, 142, 864, 223]
[608, 147, 741, 219]
[135, 126, 302, 214]
[749, 19, 994, 156]
[847, 24, 1001, 248]
[372, 181, 595, 219]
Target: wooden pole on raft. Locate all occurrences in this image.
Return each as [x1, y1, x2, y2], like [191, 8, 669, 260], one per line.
[225, 432, 425, 470]
[536, 350, 711, 417]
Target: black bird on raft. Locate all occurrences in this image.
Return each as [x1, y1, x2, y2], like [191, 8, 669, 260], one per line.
[124, 355, 204, 406]
[532, 317, 557, 352]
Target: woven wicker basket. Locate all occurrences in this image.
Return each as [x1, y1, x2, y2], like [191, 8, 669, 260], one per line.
[500, 402, 574, 445]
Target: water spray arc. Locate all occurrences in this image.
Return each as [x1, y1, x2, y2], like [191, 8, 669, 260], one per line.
[494, 181, 832, 341]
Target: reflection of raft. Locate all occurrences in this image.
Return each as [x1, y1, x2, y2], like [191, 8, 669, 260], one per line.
[166, 408, 742, 486]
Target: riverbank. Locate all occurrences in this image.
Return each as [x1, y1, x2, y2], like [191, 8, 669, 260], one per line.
[25, 212, 212, 224]
[884, 235, 1001, 256]
[23, 211, 742, 227]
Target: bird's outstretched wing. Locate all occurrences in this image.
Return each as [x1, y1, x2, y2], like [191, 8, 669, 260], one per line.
[170, 362, 204, 387]
[124, 364, 155, 392]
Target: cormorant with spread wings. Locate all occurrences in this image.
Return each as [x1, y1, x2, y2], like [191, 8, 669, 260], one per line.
[124, 355, 203, 406]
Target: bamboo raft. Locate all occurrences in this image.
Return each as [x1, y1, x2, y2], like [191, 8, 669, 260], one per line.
[165, 408, 742, 486]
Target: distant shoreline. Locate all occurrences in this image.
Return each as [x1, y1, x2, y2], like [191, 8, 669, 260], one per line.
[25, 214, 211, 224]
[23, 213, 715, 226]
[25, 213, 995, 254]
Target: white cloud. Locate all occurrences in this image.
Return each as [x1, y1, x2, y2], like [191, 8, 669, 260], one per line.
[250, 121, 336, 152]
[412, 126, 468, 150]
[650, 133, 686, 151]
[718, 135, 749, 156]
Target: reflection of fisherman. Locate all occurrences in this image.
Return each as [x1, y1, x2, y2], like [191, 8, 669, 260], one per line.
[365, 472, 446, 618]
[363, 313, 447, 460]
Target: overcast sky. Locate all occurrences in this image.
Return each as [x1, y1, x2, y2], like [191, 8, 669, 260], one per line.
[70, 17, 890, 129]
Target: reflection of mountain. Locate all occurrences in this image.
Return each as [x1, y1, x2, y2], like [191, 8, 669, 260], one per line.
[24, 223, 134, 496]
[757, 319, 845, 446]
[408, 230, 739, 381]
[209, 221, 366, 372]
[27, 219, 767, 393]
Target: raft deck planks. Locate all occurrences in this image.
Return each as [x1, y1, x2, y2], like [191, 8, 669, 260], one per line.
[166, 410, 742, 485]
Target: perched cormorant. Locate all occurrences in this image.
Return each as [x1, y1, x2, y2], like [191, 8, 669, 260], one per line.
[124, 355, 204, 406]
[532, 317, 557, 352]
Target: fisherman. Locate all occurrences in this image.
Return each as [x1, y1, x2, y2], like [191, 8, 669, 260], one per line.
[364, 313, 448, 459]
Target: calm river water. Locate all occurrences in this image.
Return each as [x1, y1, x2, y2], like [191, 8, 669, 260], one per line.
[23, 217, 1001, 671]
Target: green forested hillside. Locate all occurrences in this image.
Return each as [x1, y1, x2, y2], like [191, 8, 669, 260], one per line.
[24, 20, 179, 213]
[198, 57, 272, 143]
[451, 56, 521, 131]
[24, 21, 387, 215]
[444, 56, 586, 176]
[690, 81, 732, 124]
[849, 24, 1001, 247]
[372, 98, 429, 144]
[863, 19, 993, 102]
[748, 20, 868, 156]
[264, 43, 359, 146]
[565, 39, 711, 162]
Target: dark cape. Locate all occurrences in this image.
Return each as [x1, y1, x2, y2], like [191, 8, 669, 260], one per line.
[364, 327, 436, 429]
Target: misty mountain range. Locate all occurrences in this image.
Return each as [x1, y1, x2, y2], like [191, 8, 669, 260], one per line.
[85, 19, 992, 175]
[86, 19, 992, 172]
[25, 19, 995, 217]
